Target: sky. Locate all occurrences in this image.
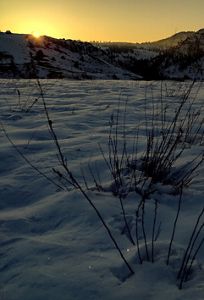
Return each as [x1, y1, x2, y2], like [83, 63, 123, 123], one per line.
[0, 0, 204, 43]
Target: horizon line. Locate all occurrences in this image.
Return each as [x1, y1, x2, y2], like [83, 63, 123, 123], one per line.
[0, 28, 202, 44]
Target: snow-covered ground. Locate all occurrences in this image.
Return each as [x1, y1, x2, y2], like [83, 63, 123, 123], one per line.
[0, 79, 204, 300]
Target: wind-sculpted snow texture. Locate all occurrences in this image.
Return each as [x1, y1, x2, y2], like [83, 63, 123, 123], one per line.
[0, 80, 204, 300]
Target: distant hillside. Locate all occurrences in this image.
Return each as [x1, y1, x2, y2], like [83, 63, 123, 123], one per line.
[0, 29, 204, 80]
[141, 31, 195, 50]
[95, 29, 204, 80]
[93, 31, 194, 51]
[150, 29, 204, 79]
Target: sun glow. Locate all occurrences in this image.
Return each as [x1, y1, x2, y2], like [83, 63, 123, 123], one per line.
[32, 31, 41, 38]
[0, 0, 203, 43]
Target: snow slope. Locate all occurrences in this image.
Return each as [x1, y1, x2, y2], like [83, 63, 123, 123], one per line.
[0, 33, 140, 80]
[0, 79, 204, 300]
[0, 33, 30, 64]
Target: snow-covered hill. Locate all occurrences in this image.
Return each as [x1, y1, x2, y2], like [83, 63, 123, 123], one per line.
[0, 29, 204, 80]
[0, 33, 140, 80]
[154, 29, 204, 80]
[141, 31, 195, 50]
[94, 29, 204, 80]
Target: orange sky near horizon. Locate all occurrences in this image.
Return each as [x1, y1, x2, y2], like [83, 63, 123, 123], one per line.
[0, 0, 204, 43]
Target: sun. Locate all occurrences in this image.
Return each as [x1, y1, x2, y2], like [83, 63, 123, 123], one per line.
[32, 31, 41, 38]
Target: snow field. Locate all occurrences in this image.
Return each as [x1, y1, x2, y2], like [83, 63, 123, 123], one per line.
[0, 79, 204, 300]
